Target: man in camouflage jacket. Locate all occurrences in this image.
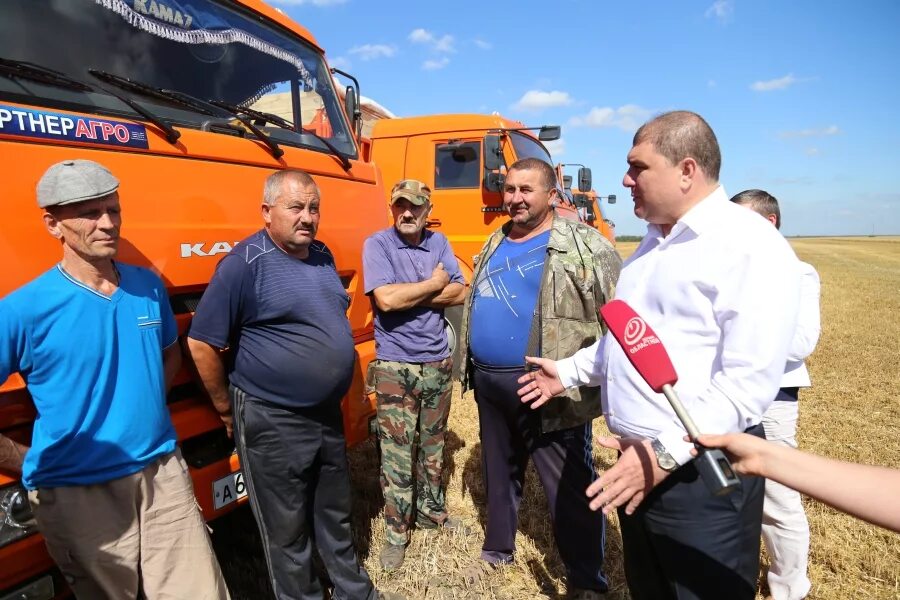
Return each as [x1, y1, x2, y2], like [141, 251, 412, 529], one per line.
[458, 158, 621, 598]
[362, 179, 468, 571]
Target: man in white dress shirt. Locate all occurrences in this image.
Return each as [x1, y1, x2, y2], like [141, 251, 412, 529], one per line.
[518, 111, 802, 599]
[731, 189, 820, 600]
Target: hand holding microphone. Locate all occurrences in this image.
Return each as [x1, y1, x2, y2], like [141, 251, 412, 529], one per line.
[599, 300, 741, 497]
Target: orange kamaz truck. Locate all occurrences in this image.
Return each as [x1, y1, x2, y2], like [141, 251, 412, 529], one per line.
[0, 1, 382, 597]
[557, 164, 617, 243]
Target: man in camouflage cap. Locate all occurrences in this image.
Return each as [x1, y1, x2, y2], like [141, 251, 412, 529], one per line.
[458, 158, 621, 599]
[363, 179, 468, 570]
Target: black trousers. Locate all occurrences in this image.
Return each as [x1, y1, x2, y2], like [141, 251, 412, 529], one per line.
[618, 423, 766, 600]
[231, 385, 375, 600]
[473, 365, 608, 592]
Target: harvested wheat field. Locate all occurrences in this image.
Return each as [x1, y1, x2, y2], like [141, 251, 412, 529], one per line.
[211, 236, 900, 599]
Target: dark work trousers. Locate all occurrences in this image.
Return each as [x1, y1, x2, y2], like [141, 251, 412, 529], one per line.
[231, 385, 376, 600]
[618, 423, 767, 600]
[473, 364, 608, 592]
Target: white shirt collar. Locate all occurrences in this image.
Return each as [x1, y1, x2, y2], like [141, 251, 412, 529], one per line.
[645, 185, 728, 243]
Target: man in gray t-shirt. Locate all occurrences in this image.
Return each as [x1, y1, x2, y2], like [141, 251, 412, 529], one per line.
[362, 179, 467, 570]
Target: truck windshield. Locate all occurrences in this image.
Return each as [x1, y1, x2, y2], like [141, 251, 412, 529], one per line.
[0, 0, 355, 157]
[508, 131, 553, 164]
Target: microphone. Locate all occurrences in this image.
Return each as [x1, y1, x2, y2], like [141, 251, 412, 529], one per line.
[599, 299, 741, 496]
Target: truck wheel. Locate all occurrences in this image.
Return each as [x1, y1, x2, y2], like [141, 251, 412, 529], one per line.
[444, 305, 464, 379]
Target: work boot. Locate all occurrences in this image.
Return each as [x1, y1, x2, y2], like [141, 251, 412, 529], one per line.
[416, 514, 472, 535]
[379, 542, 406, 571]
[377, 591, 406, 600]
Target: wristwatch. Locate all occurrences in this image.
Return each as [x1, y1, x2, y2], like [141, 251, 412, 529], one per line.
[651, 438, 679, 472]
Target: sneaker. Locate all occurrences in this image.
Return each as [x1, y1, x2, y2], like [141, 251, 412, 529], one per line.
[379, 543, 406, 571]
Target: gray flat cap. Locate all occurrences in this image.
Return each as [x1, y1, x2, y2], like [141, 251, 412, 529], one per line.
[36, 159, 120, 208]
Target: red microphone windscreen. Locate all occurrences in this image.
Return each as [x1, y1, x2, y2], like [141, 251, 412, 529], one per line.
[599, 299, 678, 392]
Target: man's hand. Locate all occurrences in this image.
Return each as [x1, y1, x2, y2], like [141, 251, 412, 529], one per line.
[0, 435, 28, 474]
[431, 262, 450, 290]
[220, 412, 234, 439]
[587, 437, 670, 515]
[186, 337, 234, 439]
[516, 356, 565, 409]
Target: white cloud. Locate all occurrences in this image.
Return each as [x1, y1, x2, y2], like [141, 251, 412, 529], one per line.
[474, 39, 492, 50]
[778, 125, 841, 138]
[707, 79, 717, 88]
[409, 28, 455, 53]
[269, 0, 346, 5]
[750, 74, 797, 92]
[544, 138, 565, 158]
[422, 57, 450, 71]
[347, 44, 396, 61]
[705, 0, 734, 23]
[512, 90, 574, 111]
[805, 147, 820, 156]
[409, 28, 433, 44]
[569, 104, 653, 131]
[434, 35, 455, 53]
[328, 56, 350, 70]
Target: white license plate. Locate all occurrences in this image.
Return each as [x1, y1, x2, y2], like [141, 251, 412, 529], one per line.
[213, 470, 247, 510]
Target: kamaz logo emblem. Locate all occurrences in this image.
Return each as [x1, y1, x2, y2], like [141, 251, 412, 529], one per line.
[180, 242, 239, 258]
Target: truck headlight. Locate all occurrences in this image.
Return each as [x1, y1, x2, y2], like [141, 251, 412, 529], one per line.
[0, 484, 37, 548]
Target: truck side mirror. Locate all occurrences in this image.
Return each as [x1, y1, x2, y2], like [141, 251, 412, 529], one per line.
[344, 85, 362, 138]
[607, 194, 616, 204]
[577, 167, 592, 192]
[538, 125, 561, 141]
[562, 175, 573, 190]
[484, 171, 505, 193]
[483, 134, 502, 171]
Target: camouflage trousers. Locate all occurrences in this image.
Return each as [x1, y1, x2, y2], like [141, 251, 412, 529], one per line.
[372, 358, 453, 545]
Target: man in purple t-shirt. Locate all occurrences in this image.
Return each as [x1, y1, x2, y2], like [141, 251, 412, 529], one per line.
[363, 179, 468, 570]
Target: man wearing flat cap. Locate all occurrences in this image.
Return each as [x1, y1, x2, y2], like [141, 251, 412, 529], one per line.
[363, 179, 468, 570]
[0, 160, 228, 599]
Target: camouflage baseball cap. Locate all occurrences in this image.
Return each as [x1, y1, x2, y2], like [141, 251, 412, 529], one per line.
[390, 179, 431, 206]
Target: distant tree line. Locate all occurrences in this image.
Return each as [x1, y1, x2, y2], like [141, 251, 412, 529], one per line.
[615, 235, 643, 243]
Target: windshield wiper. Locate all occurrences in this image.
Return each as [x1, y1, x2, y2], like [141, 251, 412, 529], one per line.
[0, 57, 93, 92]
[88, 71, 283, 159]
[209, 99, 350, 170]
[88, 69, 216, 116]
[89, 69, 287, 157]
[209, 100, 294, 130]
[161, 91, 283, 160]
[0, 59, 180, 145]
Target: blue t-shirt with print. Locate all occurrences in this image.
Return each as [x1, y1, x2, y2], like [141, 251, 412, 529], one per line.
[0, 263, 178, 490]
[470, 230, 550, 367]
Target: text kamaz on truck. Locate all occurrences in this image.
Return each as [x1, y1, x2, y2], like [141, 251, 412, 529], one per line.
[0, 1, 383, 597]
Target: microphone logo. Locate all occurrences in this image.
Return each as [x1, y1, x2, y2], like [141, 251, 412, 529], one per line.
[624, 317, 646, 347]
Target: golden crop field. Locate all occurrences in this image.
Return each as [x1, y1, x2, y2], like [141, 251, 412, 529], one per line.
[212, 237, 900, 600]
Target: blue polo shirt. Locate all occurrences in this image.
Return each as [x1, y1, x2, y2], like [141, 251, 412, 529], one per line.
[0, 263, 178, 490]
[363, 227, 464, 362]
[470, 231, 550, 367]
[189, 229, 355, 408]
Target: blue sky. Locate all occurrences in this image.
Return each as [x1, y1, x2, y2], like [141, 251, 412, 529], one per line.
[270, 0, 900, 236]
